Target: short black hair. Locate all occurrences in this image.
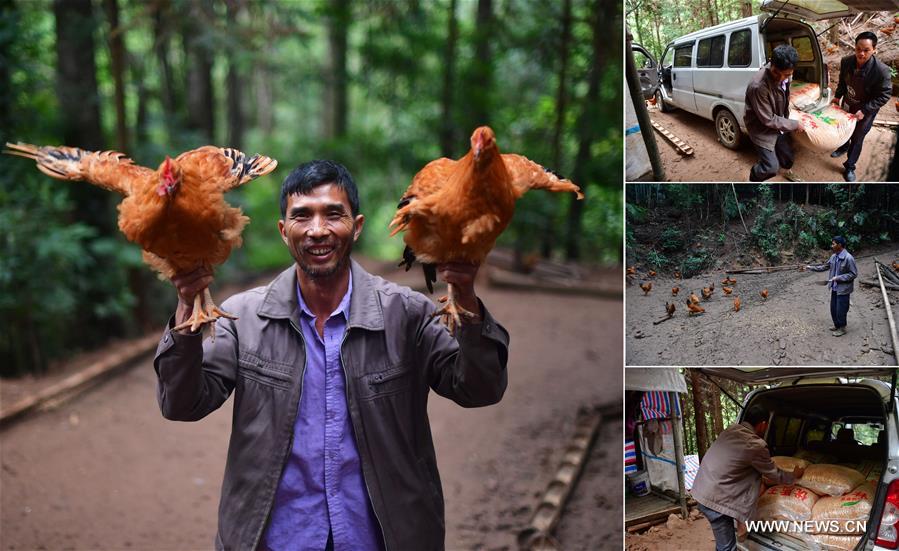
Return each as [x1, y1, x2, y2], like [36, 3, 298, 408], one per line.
[279, 160, 360, 218]
[770, 45, 799, 70]
[744, 405, 769, 426]
[856, 31, 877, 48]
[832, 235, 847, 247]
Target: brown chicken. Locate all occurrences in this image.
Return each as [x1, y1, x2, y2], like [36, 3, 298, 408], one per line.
[665, 302, 676, 317]
[640, 282, 653, 295]
[627, 266, 637, 275]
[648, 270, 657, 277]
[686, 299, 705, 316]
[892, 260, 899, 272]
[689, 292, 700, 305]
[722, 276, 736, 285]
[760, 289, 769, 300]
[389, 126, 582, 332]
[674, 271, 681, 279]
[5, 142, 277, 332]
[734, 297, 742, 312]
[723, 287, 733, 295]
[671, 286, 680, 296]
[701, 287, 713, 300]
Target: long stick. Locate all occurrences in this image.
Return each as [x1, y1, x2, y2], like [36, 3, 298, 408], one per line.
[731, 184, 749, 236]
[876, 264, 899, 366]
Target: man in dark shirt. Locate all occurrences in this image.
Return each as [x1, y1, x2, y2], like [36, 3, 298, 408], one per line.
[830, 32, 892, 182]
[744, 45, 808, 182]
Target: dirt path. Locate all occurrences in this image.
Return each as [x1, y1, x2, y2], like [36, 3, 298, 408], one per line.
[646, 99, 897, 183]
[626, 511, 717, 551]
[0, 267, 622, 551]
[626, 250, 899, 366]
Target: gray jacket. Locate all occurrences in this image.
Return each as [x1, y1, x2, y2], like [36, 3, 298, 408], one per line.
[808, 249, 858, 295]
[744, 65, 800, 151]
[153, 260, 510, 550]
[691, 421, 794, 522]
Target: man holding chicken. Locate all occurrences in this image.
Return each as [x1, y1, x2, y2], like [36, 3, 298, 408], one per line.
[153, 160, 509, 551]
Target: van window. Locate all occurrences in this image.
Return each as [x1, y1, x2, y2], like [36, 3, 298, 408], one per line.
[634, 49, 655, 69]
[697, 35, 725, 68]
[674, 44, 693, 67]
[833, 422, 883, 445]
[728, 29, 752, 67]
[791, 36, 814, 62]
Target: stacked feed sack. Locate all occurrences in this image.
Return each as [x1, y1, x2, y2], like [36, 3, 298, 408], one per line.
[757, 485, 820, 522]
[789, 81, 822, 111]
[797, 464, 866, 497]
[809, 481, 876, 535]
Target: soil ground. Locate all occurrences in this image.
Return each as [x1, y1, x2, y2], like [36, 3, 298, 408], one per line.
[626, 510, 717, 551]
[0, 259, 622, 551]
[625, 247, 899, 366]
[644, 98, 898, 183]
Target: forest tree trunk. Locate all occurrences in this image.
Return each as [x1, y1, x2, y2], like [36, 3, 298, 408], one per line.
[690, 370, 710, 459]
[467, 0, 494, 129]
[439, 0, 459, 157]
[152, 0, 178, 135]
[182, 0, 215, 141]
[103, 0, 128, 152]
[741, 0, 753, 17]
[225, 0, 244, 148]
[323, 0, 350, 140]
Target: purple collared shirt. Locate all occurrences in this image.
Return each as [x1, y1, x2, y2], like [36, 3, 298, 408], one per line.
[262, 272, 383, 551]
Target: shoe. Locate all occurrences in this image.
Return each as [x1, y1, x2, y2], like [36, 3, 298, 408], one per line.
[831, 149, 848, 158]
[782, 170, 803, 182]
[844, 169, 856, 182]
[829, 326, 839, 331]
[832, 328, 847, 337]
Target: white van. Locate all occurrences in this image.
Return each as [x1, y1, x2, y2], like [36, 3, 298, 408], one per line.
[700, 368, 899, 551]
[645, 0, 898, 149]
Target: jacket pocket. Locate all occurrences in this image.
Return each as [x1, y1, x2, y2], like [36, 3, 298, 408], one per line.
[360, 364, 412, 400]
[237, 350, 293, 391]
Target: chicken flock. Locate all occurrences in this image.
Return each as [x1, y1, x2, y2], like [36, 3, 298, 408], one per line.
[629, 266, 785, 324]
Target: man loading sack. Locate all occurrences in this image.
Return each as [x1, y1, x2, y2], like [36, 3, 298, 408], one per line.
[830, 32, 892, 182]
[692, 405, 801, 551]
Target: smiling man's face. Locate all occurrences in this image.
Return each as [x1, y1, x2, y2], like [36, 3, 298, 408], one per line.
[279, 183, 364, 280]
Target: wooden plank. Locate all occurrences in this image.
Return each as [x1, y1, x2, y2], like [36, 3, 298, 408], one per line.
[650, 119, 694, 156]
[874, 121, 899, 129]
[876, 261, 899, 365]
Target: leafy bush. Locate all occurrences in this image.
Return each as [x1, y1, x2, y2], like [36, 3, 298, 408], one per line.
[659, 227, 685, 252]
[681, 251, 712, 278]
[646, 249, 669, 270]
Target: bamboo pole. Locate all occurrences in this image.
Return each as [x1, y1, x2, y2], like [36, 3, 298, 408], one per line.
[670, 391, 689, 519]
[731, 184, 749, 235]
[876, 264, 899, 366]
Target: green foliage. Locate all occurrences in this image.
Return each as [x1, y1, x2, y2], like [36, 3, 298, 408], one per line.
[659, 227, 684, 252]
[645, 249, 668, 270]
[681, 251, 712, 278]
[626, 202, 647, 222]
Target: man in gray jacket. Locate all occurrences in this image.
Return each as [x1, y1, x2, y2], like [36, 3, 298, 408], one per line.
[691, 405, 799, 551]
[154, 160, 510, 550]
[806, 236, 858, 337]
[744, 44, 808, 182]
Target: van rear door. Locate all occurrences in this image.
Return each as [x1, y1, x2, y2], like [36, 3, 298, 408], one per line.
[671, 41, 697, 112]
[760, 0, 899, 21]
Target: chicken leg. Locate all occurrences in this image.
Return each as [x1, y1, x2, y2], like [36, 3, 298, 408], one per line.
[173, 287, 238, 336]
[431, 283, 477, 336]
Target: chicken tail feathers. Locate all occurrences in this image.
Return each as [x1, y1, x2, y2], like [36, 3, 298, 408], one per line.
[399, 245, 416, 271]
[423, 263, 436, 294]
[220, 148, 279, 188]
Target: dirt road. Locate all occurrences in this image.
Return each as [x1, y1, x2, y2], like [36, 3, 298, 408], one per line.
[0, 268, 622, 551]
[626, 251, 899, 366]
[646, 99, 897, 183]
[625, 511, 716, 551]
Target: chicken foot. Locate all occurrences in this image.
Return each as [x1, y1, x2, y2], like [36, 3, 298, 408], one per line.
[172, 287, 238, 337]
[431, 283, 477, 336]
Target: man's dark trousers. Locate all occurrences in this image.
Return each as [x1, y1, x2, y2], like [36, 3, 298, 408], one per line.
[831, 291, 851, 329]
[839, 114, 876, 172]
[750, 134, 794, 182]
[698, 503, 737, 551]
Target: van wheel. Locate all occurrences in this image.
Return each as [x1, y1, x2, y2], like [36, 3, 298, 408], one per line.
[655, 89, 673, 113]
[715, 109, 742, 150]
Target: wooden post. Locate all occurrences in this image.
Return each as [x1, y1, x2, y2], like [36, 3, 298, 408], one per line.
[876, 263, 899, 366]
[690, 369, 709, 459]
[625, 29, 665, 181]
[670, 391, 689, 519]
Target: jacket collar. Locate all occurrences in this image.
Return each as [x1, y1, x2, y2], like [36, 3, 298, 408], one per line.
[257, 259, 385, 331]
